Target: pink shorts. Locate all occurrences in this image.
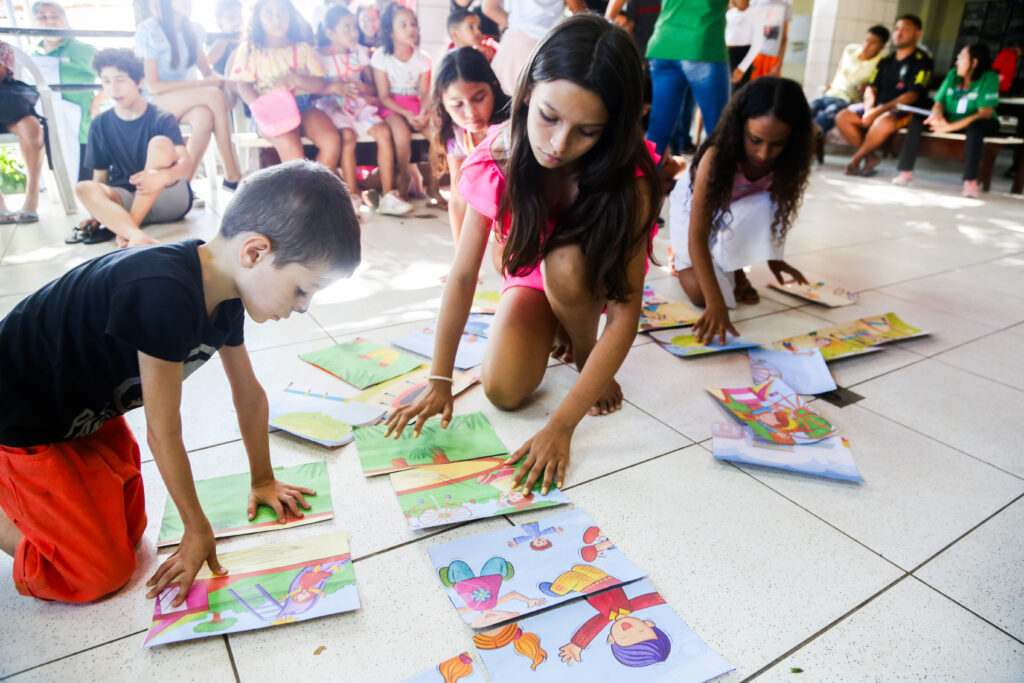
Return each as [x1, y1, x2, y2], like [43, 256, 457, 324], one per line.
[379, 94, 421, 121]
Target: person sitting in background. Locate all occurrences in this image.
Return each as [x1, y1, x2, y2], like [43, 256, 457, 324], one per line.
[992, 41, 1022, 95]
[72, 49, 193, 247]
[0, 40, 44, 224]
[207, 0, 243, 76]
[31, 0, 98, 182]
[892, 44, 999, 198]
[447, 9, 499, 62]
[135, 0, 243, 190]
[834, 14, 932, 177]
[808, 24, 887, 157]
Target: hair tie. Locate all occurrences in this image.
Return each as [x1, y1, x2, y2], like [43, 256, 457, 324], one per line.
[513, 627, 523, 640]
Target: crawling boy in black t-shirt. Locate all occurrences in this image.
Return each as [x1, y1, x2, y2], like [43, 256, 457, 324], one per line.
[0, 159, 360, 605]
[71, 48, 193, 247]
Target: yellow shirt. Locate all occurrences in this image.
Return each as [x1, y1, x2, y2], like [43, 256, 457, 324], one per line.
[826, 43, 883, 103]
[230, 41, 324, 95]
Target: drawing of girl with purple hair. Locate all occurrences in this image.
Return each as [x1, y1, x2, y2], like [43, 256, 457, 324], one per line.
[439, 557, 546, 629]
[557, 586, 672, 668]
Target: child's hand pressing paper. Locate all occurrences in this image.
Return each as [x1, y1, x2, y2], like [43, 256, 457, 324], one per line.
[147, 525, 225, 607]
[768, 259, 808, 286]
[248, 478, 316, 523]
[693, 303, 739, 347]
[506, 423, 572, 495]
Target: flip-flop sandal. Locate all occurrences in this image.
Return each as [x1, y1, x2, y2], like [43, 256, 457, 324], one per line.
[0, 211, 16, 225]
[83, 227, 115, 244]
[14, 211, 39, 224]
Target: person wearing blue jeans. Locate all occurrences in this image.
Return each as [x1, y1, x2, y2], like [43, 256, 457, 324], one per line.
[647, 59, 730, 157]
[645, 0, 741, 158]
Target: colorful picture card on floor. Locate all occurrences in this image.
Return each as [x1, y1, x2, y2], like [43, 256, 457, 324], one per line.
[355, 364, 479, 417]
[474, 578, 733, 683]
[706, 379, 838, 445]
[465, 313, 495, 338]
[401, 652, 487, 683]
[748, 347, 837, 395]
[144, 530, 358, 647]
[650, 329, 760, 358]
[639, 285, 699, 332]
[770, 312, 928, 361]
[767, 280, 859, 307]
[354, 411, 508, 476]
[268, 383, 385, 447]
[472, 290, 501, 314]
[390, 457, 570, 530]
[391, 321, 488, 370]
[299, 338, 423, 389]
[157, 462, 333, 547]
[712, 421, 863, 483]
[428, 508, 647, 630]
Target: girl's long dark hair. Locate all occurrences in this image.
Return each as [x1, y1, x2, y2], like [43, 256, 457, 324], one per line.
[249, 0, 312, 48]
[690, 76, 812, 242]
[157, 0, 197, 70]
[430, 47, 510, 175]
[499, 14, 660, 303]
[963, 43, 993, 81]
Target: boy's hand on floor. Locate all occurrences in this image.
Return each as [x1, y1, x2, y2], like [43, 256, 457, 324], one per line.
[146, 524, 225, 607]
[768, 259, 808, 285]
[693, 304, 738, 346]
[506, 423, 572, 495]
[248, 478, 315, 523]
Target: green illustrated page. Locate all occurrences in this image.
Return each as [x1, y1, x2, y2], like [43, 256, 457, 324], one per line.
[157, 462, 332, 547]
[390, 457, 569, 529]
[354, 411, 508, 476]
[299, 338, 422, 389]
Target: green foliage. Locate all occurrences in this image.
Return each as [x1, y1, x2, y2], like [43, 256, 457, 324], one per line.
[0, 148, 27, 194]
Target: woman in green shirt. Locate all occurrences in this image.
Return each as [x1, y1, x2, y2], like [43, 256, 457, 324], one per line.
[893, 43, 1000, 197]
[32, 0, 97, 180]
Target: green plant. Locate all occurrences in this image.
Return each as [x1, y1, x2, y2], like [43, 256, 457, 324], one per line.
[0, 148, 27, 195]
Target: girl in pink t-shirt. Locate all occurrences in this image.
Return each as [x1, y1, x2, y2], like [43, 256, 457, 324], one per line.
[386, 16, 661, 496]
[430, 47, 510, 248]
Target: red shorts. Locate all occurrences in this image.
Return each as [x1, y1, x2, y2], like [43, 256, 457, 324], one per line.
[750, 53, 779, 80]
[0, 417, 146, 602]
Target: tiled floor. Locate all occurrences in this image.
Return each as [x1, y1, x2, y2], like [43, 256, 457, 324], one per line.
[1, 156, 1023, 681]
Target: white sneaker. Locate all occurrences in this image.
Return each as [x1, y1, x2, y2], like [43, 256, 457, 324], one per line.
[378, 191, 414, 216]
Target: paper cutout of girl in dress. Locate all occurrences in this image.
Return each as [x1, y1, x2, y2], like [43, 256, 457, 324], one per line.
[505, 521, 563, 550]
[473, 623, 548, 671]
[557, 586, 672, 668]
[439, 557, 546, 628]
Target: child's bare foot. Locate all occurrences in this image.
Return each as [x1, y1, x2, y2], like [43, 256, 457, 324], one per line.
[845, 159, 862, 176]
[733, 270, 760, 305]
[550, 324, 574, 363]
[588, 378, 623, 416]
[860, 153, 881, 176]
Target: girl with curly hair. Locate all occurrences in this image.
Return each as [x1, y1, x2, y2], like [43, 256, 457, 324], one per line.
[672, 76, 813, 345]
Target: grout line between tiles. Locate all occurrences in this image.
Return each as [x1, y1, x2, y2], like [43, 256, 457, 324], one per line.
[743, 573, 912, 680]
[0, 630, 148, 681]
[908, 578, 1024, 648]
[854, 402, 1024, 483]
[224, 634, 242, 683]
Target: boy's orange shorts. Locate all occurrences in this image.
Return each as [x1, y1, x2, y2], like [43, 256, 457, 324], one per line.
[750, 53, 780, 80]
[0, 417, 146, 602]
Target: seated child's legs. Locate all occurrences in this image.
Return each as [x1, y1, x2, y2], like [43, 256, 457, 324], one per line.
[300, 108, 342, 170]
[338, 127, 359, 195]
[0, 417, 146, 602]
[384, 114, 413, 199]
[368, 122, 396, 194]
[481, 286, 559, 411]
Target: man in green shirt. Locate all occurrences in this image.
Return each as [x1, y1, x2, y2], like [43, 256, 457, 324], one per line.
[32, 0, 97, 179]
[893, 43, 1000, 198]
[645, 0, 747, 156]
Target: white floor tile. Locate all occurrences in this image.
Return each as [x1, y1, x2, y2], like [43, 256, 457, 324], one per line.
[856, 359, 1024, 478]
[917, 497, 1024, 641]
[881, 270, 1024, 329]
[935, 331, 1024, 391]
[509, 447, 902, 679]
[3, 632, 235, 682]
[758, 578, 1024, 681]
[726, 403, 1024, 570]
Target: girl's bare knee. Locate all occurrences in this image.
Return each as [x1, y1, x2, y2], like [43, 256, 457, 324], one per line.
[483, 378, 529, 411]
[543, 245, 593, 307]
